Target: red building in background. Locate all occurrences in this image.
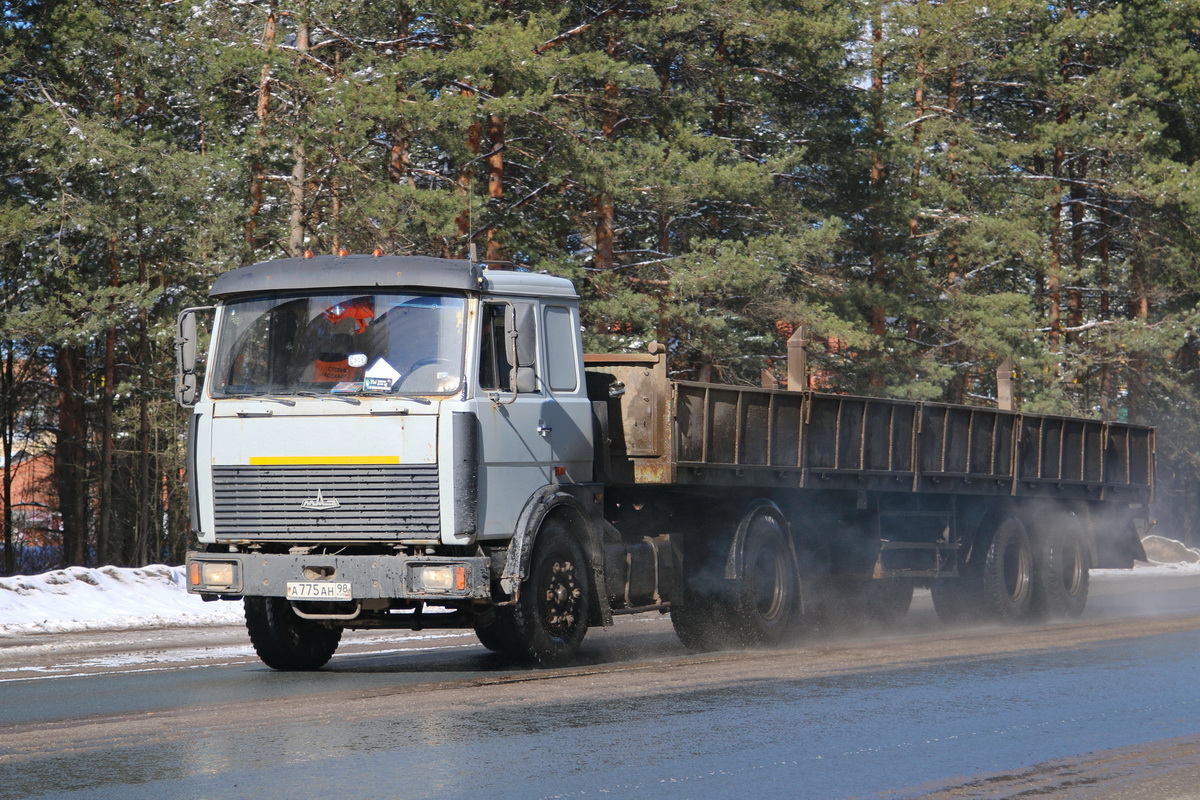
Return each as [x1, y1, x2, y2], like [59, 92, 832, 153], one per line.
[2, 433, 61, 551]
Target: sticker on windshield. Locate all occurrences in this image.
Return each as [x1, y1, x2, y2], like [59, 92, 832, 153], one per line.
[347, 353, 368, 368]
[364, 358, 401, 392]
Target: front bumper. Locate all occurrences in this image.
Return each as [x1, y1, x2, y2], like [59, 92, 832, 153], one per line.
[186, 551, 491, 601]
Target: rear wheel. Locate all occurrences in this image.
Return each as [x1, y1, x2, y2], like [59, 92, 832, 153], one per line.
[1032, 516, 1091, 620]
[244, 596, 342, 671]
[979, 516, 1035, 623]
[865, 578, 915, 624]
[930, 576, 980, 624]
[726, 514, 799, 647]
[671, 534, 735, 652]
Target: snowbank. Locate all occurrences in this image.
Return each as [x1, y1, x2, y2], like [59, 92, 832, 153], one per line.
[0, 564, 242, 637]
[1139, 534, 1200, 565]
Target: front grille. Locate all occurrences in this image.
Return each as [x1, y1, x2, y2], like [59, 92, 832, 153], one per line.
[212, 465, 440, 539]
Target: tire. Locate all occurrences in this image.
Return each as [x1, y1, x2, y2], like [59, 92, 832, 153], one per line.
[473, 607, 521, 655]
[670, 595, 731, 653]
[1032, 516, 1091, 620]
[508, 519, 591, 667]
[930, 576, 982, 624]
[244, 596, 342, 671]
[803, 575, 861, 631]
[864, 578, 914, 624]
[726, 514, 799, 647]
[978, 515, 1035, 623]
[670, 536, 735, 653]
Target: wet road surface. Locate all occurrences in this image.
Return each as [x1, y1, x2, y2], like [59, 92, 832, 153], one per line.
[1, 572, 1199, 799]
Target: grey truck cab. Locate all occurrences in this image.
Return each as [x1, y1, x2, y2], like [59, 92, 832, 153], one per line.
[180, 254, 598, 668]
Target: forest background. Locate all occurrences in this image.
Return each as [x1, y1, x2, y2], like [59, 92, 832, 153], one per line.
[1, 0, 1199, 573]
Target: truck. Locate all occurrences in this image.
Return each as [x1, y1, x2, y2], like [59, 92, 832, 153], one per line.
[176, 253, 1154, 670]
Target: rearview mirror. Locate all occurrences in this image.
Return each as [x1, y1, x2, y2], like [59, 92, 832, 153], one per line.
[174, 307, 211, 406]
[497, 302, 538, 404]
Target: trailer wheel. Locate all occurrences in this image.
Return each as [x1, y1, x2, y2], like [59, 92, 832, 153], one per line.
[979, 515, 1035, 623]
[243, 596, 342, 671]
[508, 519, 591, 667]
[930, 577, 982, 624]
[865, 578, 914, 624]
[727, 514, 799, 647]
[1032, 517, 1090, 620]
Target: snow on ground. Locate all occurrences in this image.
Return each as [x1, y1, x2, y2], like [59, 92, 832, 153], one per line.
[0, 565, 243, 637]
[1, 536, 1199, 638]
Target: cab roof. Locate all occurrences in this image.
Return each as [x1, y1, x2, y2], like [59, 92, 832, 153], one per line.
[208, 255, 578, 300]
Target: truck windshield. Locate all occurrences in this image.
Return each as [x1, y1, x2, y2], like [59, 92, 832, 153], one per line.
[209, 292, 466, 398]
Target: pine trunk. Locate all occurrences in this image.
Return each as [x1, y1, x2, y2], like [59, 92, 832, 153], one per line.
[55, 345, 89, 567]
[245, 0, 278, 263]
[1127, 244, 1150, 424]
[98, 239, 117, 565]
[455, 117, 482, 256]
[285, 16, 310, 258]
[595, 35, 620, 272]
[485, 112, 504, 262]
[1098, 189, 1114, 418]
[1, 345, 14, 575]
[868, 5, 887, 342]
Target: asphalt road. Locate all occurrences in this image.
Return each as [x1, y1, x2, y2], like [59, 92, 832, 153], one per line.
[1, 571, 1199, 799]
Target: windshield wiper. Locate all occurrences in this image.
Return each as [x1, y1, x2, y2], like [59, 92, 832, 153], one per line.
[294, 391, 361, 406]
[354, 390, 432, 405]
[223, 393, 297, 406]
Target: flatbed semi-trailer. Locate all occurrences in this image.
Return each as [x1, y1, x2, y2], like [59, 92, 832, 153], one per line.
[178, 255, 1152, 669]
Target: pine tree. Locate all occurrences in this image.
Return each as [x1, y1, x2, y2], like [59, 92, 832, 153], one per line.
[2, 0, 221, 568]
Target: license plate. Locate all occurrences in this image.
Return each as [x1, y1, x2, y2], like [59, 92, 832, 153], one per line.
[286, 581, 353, 601]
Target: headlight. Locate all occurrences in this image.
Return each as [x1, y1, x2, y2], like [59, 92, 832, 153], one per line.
[411, 564, 468, 593]
[190, 560, 239, 590]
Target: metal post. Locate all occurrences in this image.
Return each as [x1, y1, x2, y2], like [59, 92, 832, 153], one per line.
[787, 326, 808, 392]
[997, 356, 1014, 411]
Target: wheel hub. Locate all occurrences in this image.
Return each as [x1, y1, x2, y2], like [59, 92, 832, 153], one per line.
[542, 559, 580, 633]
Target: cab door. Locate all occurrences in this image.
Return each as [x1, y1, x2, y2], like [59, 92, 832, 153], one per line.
[472, 300, 552, 538]
[470, 299, 594, 539]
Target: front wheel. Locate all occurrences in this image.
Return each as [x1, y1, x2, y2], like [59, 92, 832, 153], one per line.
[244, 596, 342, 671]
[473, 607, 521, 656]
[508, 520, 591, 667]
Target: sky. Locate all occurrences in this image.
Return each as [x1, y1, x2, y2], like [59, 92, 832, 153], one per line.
[0, 536, 1198, 638]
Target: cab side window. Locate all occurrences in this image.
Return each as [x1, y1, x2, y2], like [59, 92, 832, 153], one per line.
[478, 303, 512, 392]
[543, 305, 578, 392]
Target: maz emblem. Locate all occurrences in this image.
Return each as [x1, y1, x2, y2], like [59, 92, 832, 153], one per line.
[300, 489, 340, 511]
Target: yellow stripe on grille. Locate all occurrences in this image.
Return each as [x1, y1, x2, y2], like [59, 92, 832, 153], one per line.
[248, 455, 401, 466]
